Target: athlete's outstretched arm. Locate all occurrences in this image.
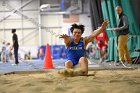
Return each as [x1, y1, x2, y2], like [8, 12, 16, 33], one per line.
[84, 19, 109, 44]
[60, 34, 71, 47]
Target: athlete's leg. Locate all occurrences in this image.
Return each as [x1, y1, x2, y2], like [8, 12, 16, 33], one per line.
[64, 60, 74, 69]
[58, 60, 74, 77]
[78, 57, 88, 75]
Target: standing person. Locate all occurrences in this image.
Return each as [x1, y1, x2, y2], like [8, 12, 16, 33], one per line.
[95, 25, 108, 64]
[113, 6, 131, 66]
[5, 42, 11, 62]
[11, 29, 19, 65]
[58, 19, 108, 76]
[1, 41, 6, 63]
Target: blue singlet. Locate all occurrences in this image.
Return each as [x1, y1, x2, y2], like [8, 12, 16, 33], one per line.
[66, 38, 86, 66]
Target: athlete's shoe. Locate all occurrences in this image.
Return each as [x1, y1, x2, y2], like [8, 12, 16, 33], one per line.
[11, 63, 18, 66]
[58, 69, 74, 77]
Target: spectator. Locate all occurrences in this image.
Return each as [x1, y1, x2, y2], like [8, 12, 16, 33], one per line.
[11, 29, 19, 65]
[95, 25, 108, 64]
[5, 42, 11, 62]
[1, 41, 6, 63]
[112, 6, 131, 67]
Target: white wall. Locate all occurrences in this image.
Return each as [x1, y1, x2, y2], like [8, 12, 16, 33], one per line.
[0, 0, 92, 46]
[41, 13, 92, 45]
[0, 0, 93, 60]
[41, 14, 63, 45]
[0, 0, 39, 46]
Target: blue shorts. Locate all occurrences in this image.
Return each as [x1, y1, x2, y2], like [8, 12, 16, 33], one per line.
[67, 58, 79, 66]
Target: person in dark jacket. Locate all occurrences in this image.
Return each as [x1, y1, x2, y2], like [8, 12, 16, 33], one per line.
[11, 29, 19, 65]
[113, 6, 131, 66]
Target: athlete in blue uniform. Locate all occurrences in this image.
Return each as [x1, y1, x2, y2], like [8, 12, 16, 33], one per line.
[67, 37, 86, 66]
[59, 19, 108, 76]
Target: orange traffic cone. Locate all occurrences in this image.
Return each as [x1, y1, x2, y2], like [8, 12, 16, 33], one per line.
[43, 43, 54, 69]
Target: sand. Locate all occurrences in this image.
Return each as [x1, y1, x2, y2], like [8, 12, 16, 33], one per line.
[0, 68, 140, 93]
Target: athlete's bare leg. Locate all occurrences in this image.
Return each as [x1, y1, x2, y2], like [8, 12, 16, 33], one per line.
[58, 60, 74, 77]
[73, 57, 88, 76]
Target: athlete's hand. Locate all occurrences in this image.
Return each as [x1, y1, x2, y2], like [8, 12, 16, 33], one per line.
[59, 34, 69, 39]
[101, 19, 109, 29]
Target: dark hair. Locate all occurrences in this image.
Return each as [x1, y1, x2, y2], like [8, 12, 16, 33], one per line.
[12, 29, 16, 33]
[70, 23, 85, 34]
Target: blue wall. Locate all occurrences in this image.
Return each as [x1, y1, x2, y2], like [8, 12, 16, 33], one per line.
[40, 45, 67, 59]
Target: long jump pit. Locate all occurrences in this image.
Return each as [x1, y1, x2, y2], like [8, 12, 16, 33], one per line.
[0, 67, 140, 93]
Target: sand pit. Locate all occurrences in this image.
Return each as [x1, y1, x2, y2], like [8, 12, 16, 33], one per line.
[0, 68, 140, 93]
